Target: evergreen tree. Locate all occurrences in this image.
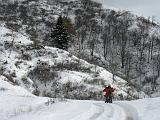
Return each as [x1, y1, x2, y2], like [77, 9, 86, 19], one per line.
[51, 16, 69, 50]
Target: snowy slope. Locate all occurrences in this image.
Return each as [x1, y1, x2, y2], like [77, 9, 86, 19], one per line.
[0, 24, 145, 100]
[0, 80, 159, 120]
[0, 78, 49, 120]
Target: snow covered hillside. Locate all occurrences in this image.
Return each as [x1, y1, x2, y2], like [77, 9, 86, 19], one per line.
[0, 79, 160, 120]
[0, 24, 145, 100]
[1, 0, 160, 98]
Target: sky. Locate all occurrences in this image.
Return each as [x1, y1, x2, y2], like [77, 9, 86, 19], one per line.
[98, 0, 160, 21]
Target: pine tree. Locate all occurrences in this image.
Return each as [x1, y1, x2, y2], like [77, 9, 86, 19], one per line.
[51, 16, 69, 50]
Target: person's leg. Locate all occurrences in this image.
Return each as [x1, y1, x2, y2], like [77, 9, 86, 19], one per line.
[105, 96, 108, 103]
[105, 96, 107, 103]
[109, 95, 112, 103]
[107, 96, 109, 103]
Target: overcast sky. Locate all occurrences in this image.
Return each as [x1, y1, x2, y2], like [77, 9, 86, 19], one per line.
[98, 0, 160, 21]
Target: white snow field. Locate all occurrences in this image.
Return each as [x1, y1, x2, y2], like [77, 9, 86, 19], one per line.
[1, 79, 160, 120]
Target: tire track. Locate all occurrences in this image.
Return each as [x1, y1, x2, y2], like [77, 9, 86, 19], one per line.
[109, 104, 126, 120]
[113, 103, 140, 120]
[88, 104, 104, 120]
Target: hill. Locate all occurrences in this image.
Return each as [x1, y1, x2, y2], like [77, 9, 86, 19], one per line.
[0, 0, 160, 97]
[0, 25, 145, 100]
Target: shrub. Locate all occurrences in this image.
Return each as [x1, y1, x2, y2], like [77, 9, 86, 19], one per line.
[21, 53, 32, 61]
[52, 61, 92, 73]
[84, 78, 102, 85]
[28, 61, 58, 86]
[3, 74, 19, 85]
[21, 76, 30, 85]
[15, 61, 23, 68]
[0, 87, 7, 91]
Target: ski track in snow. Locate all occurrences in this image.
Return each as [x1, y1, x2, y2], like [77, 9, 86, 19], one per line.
[114, 102, 140, 120]
[1, 98, 139, 120]
[67, 101, 138, 120]
[112, 103, 133, 120]
[88, 104, 105, 120]
[85, 102, 138, 120]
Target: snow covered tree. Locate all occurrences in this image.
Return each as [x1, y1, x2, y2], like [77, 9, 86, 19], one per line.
[51, 16, 69, 50]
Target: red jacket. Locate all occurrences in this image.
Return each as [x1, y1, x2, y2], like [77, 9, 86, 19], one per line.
[103, 86, 115, 96]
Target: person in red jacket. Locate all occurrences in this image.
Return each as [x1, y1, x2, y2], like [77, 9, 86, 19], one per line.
[103, 85, 115, 103]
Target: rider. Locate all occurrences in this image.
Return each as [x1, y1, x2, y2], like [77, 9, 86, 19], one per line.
[103, 85, 115, 103]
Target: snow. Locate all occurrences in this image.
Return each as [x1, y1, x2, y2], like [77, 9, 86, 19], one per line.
[0, 25, 32, 45]
[59, 70, 92, 83]
[0, 24, 146, 99]
[0, 76, 34, 97]
[0, 23, 147, 119]
[0, 1, 159, 120]
[0, 80, 160, 120]
[127, 97, 160, 120]
[0, 72, 159, 120]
